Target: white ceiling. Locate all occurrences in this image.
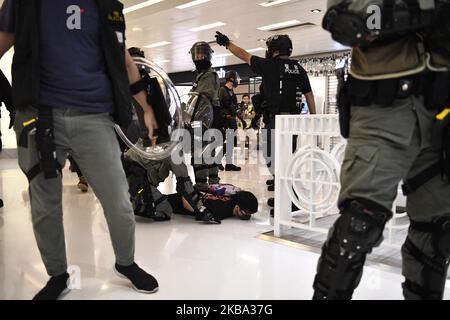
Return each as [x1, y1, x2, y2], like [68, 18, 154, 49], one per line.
[0, 0, 347, 73]
[123, 0, 347, 73]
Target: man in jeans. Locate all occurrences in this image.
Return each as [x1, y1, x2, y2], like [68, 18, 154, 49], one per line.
[0, 0, 160, 299]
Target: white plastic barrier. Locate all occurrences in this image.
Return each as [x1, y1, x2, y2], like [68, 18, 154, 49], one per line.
[274, 115, 409, 249]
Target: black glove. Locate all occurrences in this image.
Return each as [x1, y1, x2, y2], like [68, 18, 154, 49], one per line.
[215, 31, 230, 47]
[8, 111, 15, 129]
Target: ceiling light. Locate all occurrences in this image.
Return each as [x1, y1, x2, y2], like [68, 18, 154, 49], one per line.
[176, 0, 211, 9]
[124, 0, 165, 14]
[257, 19, 301, 31]
[247, 48, 266, 53]
[258, 0, 291, 7]
[132, 27, 143, 32]
[257, 38, 266, 42]
[189, 22, 226, 32]
[144, 41, 172, 48]
[311, 9, 322, 13]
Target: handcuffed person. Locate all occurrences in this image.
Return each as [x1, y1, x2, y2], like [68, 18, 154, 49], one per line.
[167, 184, 259, 222]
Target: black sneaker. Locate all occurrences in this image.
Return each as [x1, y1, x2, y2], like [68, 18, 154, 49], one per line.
[267, 198, 274, 207]
[0, 199, 3, 208]
[33, 273, 70, 300]
[115, 263, 159, 294]
[270, 209, 274, 218]
[266, 179, 274, 186]
[218, 164, 225, 171]
[268, 185, 275, 192]
[225, 164, 241, 171]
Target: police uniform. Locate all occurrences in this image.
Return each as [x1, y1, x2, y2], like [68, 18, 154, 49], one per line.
[219, 85, 239, 166]
[191, 67, 222, 191]
[313, 0, 450, 300]
[250, 56, 312, 174]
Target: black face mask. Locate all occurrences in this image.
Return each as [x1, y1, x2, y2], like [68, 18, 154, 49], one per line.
[194, 60, 212, 71]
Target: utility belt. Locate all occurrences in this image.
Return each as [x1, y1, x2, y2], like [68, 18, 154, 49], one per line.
[347, 74, 428, 108]
[18, 105, 61, 182]
[337, 72, 448, 138]
[336, 70, 450, 193]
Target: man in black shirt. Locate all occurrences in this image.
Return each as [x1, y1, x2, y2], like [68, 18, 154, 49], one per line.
[215, 32, 316, 213]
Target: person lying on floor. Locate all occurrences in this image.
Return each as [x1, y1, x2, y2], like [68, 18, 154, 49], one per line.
[167, 184, 259, 222]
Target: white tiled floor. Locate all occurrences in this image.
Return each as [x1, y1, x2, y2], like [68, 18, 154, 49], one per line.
[0, 152, 448, 300]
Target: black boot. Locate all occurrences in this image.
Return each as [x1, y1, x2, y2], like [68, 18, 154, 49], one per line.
[267, 198, 274, 207]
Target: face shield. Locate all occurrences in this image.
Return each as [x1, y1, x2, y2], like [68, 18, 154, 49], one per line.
[115, 57, 183, 161]
[190, 43, 213, 62]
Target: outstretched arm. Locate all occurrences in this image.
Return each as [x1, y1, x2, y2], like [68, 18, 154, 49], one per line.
[227, 43, 252, 65]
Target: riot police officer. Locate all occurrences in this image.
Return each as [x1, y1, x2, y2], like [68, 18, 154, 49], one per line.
[215, 32, 316, 212]
[189, 41, 222, 192]
[122, 47, 219, 224]
[313, 0, 450, 300]
[219, 70, 242, 171]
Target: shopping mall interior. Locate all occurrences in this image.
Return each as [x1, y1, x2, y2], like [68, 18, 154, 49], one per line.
[0, 0, 449, 301]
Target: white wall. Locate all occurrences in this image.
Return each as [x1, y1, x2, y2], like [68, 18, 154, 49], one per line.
[0, 51, 15, 149]
[308, 76, 327, 114]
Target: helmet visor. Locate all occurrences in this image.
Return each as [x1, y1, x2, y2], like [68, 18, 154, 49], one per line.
[190, 44, 213, 62]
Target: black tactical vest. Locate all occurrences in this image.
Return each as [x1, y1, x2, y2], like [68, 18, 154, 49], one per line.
[278, 59, 304, 114]
[12, 0, 133, 127]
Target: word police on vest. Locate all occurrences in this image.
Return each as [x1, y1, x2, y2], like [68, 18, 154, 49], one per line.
[284, 63, 301, 75]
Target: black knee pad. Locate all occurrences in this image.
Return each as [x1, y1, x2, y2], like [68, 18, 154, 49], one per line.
[333, 199, 392, 256]
[176, 176, 202, 209]
[313, 199, 392, 300]
[402, 216, 450, 300]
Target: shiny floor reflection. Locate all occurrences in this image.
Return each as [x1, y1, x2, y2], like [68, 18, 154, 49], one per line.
[0, 154, 448, 300]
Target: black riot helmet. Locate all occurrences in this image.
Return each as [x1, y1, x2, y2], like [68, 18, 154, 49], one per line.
[190, 41, 214, 62]
[266, 35, 293, 58]
[128, 47, 146, 58]
[225, 70, 241, 88]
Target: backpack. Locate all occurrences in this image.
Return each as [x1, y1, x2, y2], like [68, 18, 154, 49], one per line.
[207, 184, 241, 197]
